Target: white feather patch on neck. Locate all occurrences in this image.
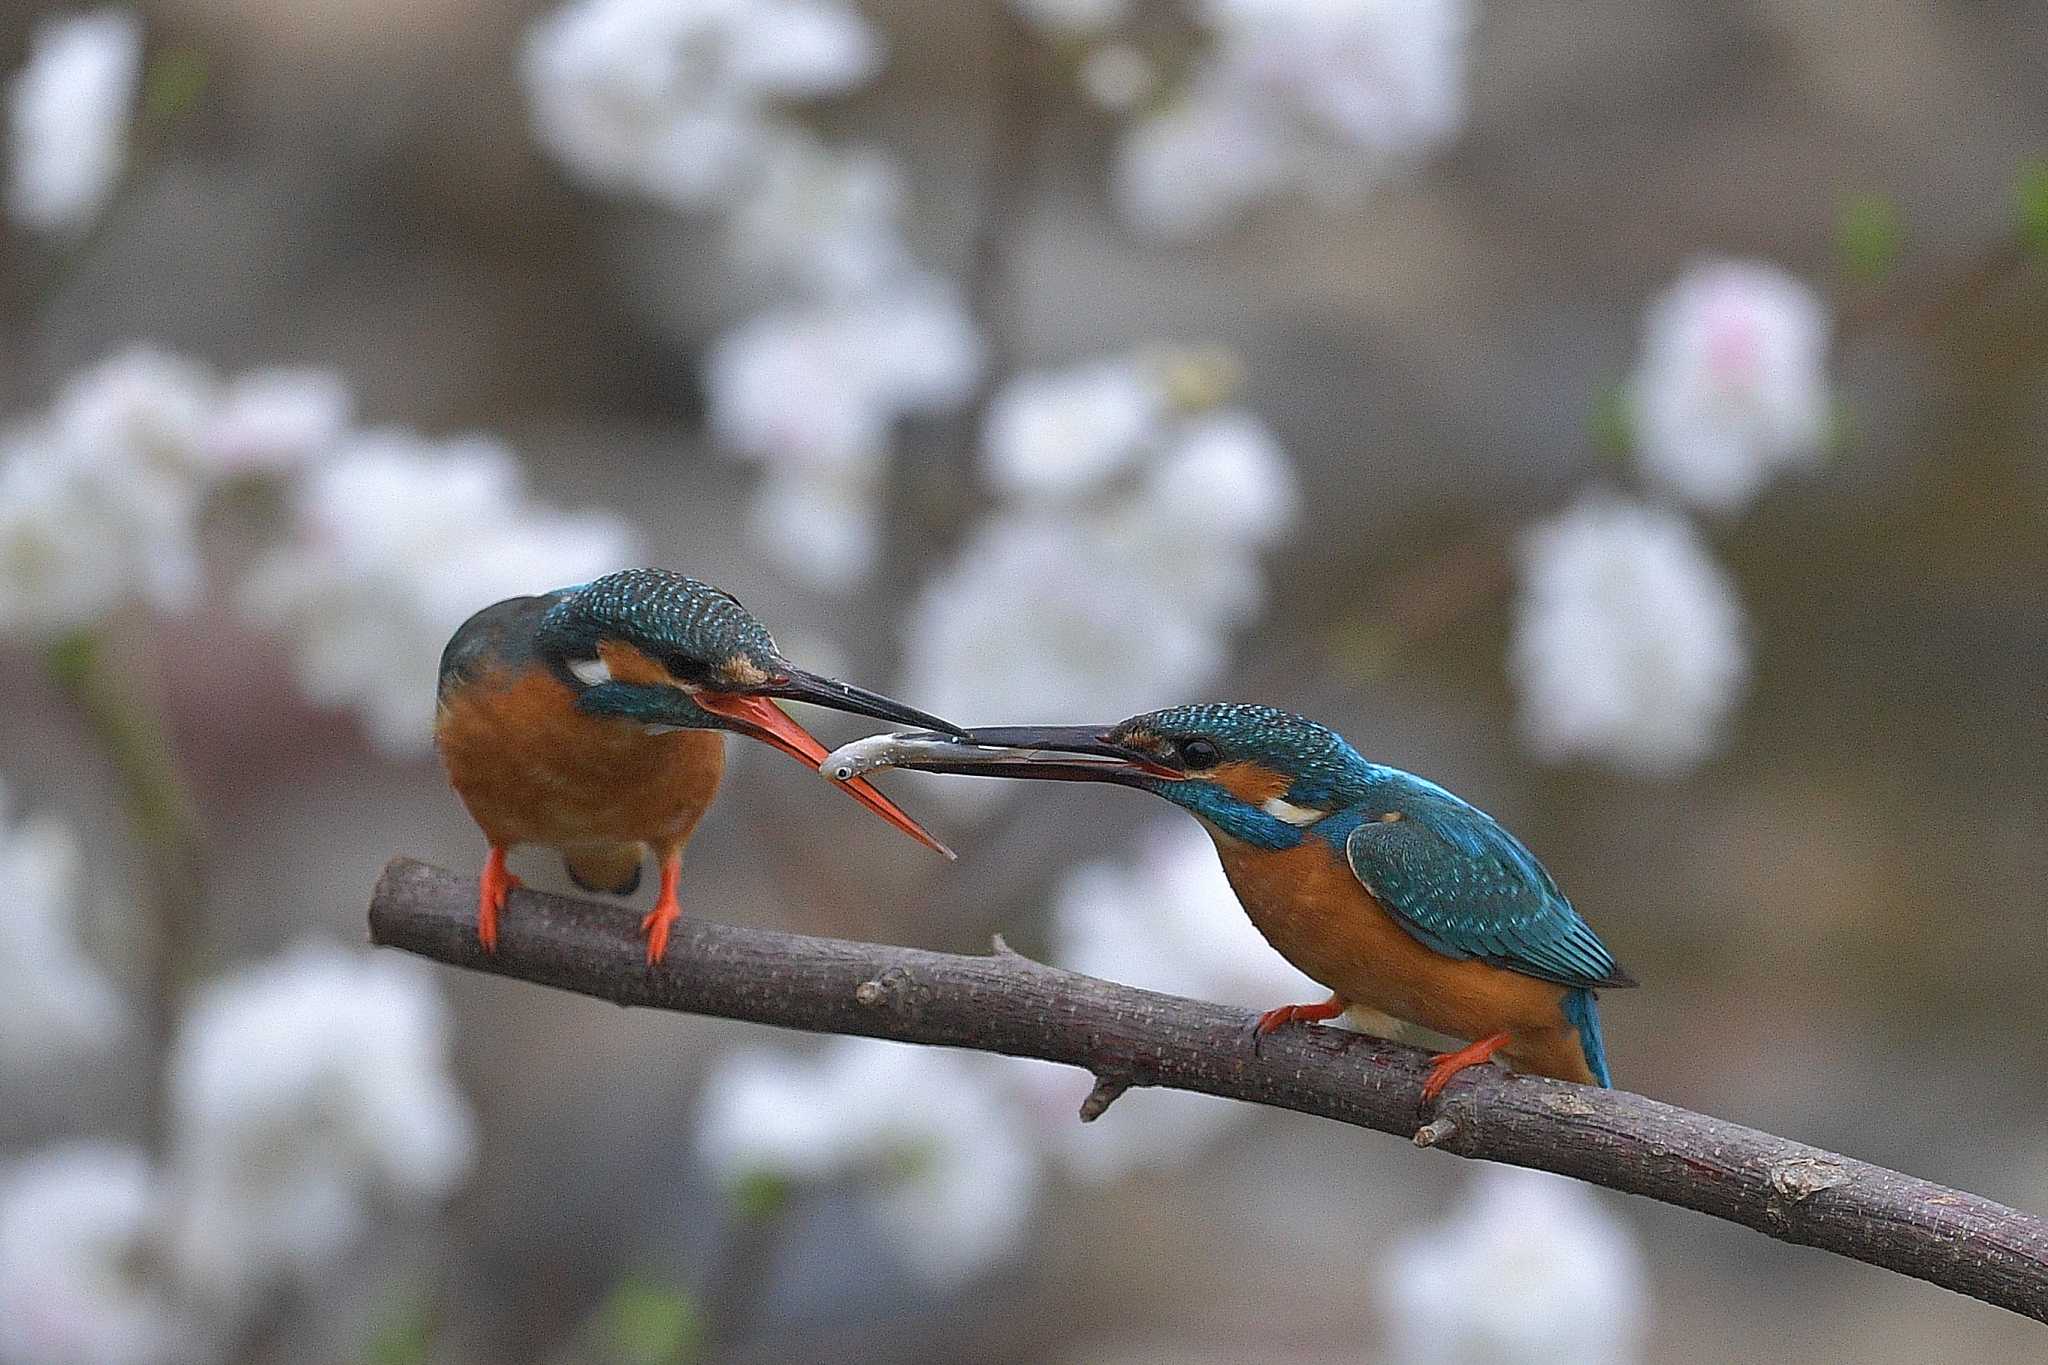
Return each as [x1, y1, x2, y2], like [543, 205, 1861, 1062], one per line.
[567, 656, 612, 686]
[1260, 796, 1325, 826]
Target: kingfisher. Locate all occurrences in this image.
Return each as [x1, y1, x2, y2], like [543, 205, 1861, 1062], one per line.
[824, 703, 1634, 1099]
[435, 568, 961, 964]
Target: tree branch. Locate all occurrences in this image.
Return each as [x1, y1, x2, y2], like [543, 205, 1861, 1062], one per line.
[369, 858, 2048, 1325]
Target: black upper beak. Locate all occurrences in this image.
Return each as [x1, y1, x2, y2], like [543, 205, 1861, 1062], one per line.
[833, 724, 1185, 782]
[751, 668, 970, 738]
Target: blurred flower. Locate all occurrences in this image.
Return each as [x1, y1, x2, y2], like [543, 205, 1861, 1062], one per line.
[1112, 94, 1288, 241]
[995, 1055, 1245, 1184]
[5, 8, 142, 237]
[1009, 0, 1131, 36]
[0, 1144, 201, 1365]
[1056, 815, 1318, 1005]
[724, 130, 910, 298]
[1629, 258, 1832, 513]
[1078, 43, 1157, 112]
[745, 465, 880, 589]
[981, 357, 1166, 498]
[1509, 493, 1748, 777]
[899, 512, 1225, 723]
[522, 0, 880, 211]
[0, 779, 127, 1083]
[240, 429, 634, 754]
[695, 1037, 1040, 1286]
[1376, 1165, 1648, 1364]
[1114, 0, 1472, 239]
[48, 347, 216, 484]
[998, 816, 1323, 1180]
[707, 275, 984, 472]
[199, 367, 353, 475]
[0, 429, 179, 635]
[166, 941, 476, 1301]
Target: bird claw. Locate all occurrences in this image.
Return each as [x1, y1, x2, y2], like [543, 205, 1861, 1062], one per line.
[640, 904, 679, 966]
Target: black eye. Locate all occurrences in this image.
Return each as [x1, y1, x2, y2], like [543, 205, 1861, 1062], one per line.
[1180, 738, 1221, 770]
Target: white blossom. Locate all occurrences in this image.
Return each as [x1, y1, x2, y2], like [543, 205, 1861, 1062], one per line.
[695, 1038, 1040, 1285]
[707, 276, 983, 471]
[1114, 0, 1472, 239]
[1112, 94, 1290, 242]
[0, 430, 169, 634]
[48, 347, 217, 484]
[240, 429, 635, 754]
[994, 1054, 1245, 1184]
[980, 358, 1167, 498]
[0, 1144, 201, 1365]
[1509, 493, 1748, 777]
[899, 512, 1225, 725]
[166, 941, 476, 1301]
[1078, 43, 1157, 112]
[1376, 1166, 1648, 1364]
[1629, 258, 1832, 513]
[0, 779, 126, 1084]
[5, 9, 142, 237]
[746, 464, 881, 589]
[1055, 815, 1319, 1006]
[724, 130, 910, 298]
[522, 0, 879, 211]
[1009, 0, 1131, 36]
[992, 817, 1324, 1180]
[199, 367, 353, 475]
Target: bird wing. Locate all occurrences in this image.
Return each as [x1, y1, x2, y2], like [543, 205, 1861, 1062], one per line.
[1341, 781, 1634, 990]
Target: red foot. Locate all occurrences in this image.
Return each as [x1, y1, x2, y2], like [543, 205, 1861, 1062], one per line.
[1254, 994, 1349, 1036]
[1421, 1032, 1512, 1104]
[476, 846, 521, 954]
[640, 855, 683, 965]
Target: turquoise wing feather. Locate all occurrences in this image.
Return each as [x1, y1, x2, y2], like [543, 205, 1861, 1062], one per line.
[1340, 776, 1634, 990]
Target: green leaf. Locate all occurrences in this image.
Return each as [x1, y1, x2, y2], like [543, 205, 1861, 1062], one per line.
[728, 1169, 794, 1221]
[592, 1277, 702, 1365]
[363, 1295, 433, 1365]
[2014, 160, 2048, 256]
[43, 630, 101, 689]
[1836, 191, 1903, 283]
[1589, 381, 1634, 459]
[142, 46, 208, 123]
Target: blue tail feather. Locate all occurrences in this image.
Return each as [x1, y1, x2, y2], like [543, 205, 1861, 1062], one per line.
[1561, 988, 1611, 1087]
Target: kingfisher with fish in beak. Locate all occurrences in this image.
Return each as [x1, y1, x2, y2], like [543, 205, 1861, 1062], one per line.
[435, 568, 962, 964]
[824, 703, 1633, 1100]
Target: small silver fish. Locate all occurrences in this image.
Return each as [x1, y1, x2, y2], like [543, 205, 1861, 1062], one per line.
[820, 730, 1141, 782]
[819, 731, 968, 782]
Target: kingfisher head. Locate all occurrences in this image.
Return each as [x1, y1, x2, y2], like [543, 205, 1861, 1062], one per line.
[534, 568, 964, 855]
[822, 702, 1377, 846]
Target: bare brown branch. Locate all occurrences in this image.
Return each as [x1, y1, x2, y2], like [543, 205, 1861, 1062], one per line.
[369, 857, 2048, 1325]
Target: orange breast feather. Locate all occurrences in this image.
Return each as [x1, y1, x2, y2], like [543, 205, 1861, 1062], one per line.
[1211, 834, 1573, 1047]
[436, 662, 726, 853]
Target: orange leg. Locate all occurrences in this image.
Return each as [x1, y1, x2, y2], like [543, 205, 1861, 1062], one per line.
[476, 846, 521, 953]
[1421, 1032, 1512, 1104]
[640, 851, 683, 966]
[1255, 993, 1350, 1036]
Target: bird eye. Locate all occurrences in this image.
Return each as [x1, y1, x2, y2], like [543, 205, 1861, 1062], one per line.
[1180, 738, 1221, 770]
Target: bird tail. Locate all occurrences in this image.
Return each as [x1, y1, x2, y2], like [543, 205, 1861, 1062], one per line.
[563, 843, 644, 896]
[1562, 988, 1612, 1088]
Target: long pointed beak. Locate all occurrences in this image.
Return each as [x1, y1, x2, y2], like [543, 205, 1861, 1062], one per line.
[753, 668, 969, 738]
[820, 725, 1185, 784]
[692, 691, 957, 860]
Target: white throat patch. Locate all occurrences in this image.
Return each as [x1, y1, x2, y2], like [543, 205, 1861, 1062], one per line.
[566, 656, 612, 686]
[1260, 796, 1324, 827]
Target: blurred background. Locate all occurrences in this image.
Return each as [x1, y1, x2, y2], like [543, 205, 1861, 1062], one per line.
[2, 1, 2046, 1361]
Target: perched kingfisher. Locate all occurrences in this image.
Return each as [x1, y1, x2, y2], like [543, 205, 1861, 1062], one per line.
[824, 703, 1635, 1099]
[435, 568, 961, 964]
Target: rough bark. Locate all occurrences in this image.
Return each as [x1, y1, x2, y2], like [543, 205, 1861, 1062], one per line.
[370, 857, 2048, 1325]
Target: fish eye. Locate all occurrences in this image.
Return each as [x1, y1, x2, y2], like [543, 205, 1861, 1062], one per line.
[1180, 737, 1221, 770]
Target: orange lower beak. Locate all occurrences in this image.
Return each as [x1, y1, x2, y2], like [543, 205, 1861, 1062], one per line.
[694, 691, 957, 860]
